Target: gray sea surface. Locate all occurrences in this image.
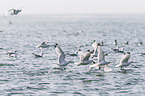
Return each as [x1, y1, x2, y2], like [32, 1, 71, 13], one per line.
[0, 14, 145, 96]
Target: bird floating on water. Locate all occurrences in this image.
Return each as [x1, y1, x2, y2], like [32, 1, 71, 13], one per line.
[6, 50, 17, 57]
[4, 8, 22, 17]
[32, 52, 44, 58]
[138, 42, 143, 45]
[123, 41, 129, 45]
[66, 49, 81, 56]
[98, 42, 104, 46]
[111, 47, 125, 53]
[113, 40, 117, 45]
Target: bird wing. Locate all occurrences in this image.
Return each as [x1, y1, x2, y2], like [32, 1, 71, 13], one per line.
[78, 51, 85, 61]
[58, 54, 65, 64]
[92, 41, 98, 49]
[120, 54, 130, 63]
[55, 45, 65, 57]
[98, 47, 105, 62]
[81, 52, 90, 61]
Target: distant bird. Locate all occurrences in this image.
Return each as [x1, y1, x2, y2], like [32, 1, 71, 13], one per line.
[116, 48, 125, 53]
[123, 41, 129, 45]
[138, 42, 143, 45]
[141, 53, 145, 55]
[55, 43, 73, 67]
[76, 30, 84, 34]
[32, 52, 44, 58]
[115, 52, 133, 69]
[75, 50, 94, 66]
[6, 50, 17, 57]
[111, 47, 119, 52]
[66, 49, 81, 56]
[9, 21, 12, 24]
[0, 47, 4, 50]
[89, 46, 112, 72]
[36, 41, 54, 48]
[0, 30, 3, 32]
[98, 42, 104, 46]
[113, 40, 117, 45]
[112, 47, 125, 53]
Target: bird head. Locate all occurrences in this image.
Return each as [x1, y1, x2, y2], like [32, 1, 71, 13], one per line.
[78, 49, 81, 51]
[54, 43, 58, 48]
[87, 50, 90, 52]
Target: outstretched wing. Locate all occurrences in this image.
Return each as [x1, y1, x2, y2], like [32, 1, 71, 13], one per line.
[55, 45, 65, 57]
[81, 52, 90, 61]
[58, 54, 65, 64]
[120, 54, 130, 63]
[78, 51, 84, 61]
[98, 47, 105, 62]
[92, 41, 98, 49]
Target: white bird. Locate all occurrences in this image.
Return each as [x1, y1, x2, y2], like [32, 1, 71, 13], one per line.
[89, 47, 112, 71]
[91, 40, 98, 58]
[111, 47, 119, 52]
[138, 42, 143, 45]
[123, 41, 129, 45]
[98, 42, 104, 46]
[141, 53, 145, 55]
[66, 49, 81, 56]
[113, 40, 117, 45]
[55, 44, 72, 67]
[112, 47, 125, 53]
[6, 50, 17, 57]
[115, 52, 133, 68]
[32, 52, 44, 58]
[36, 41, 54, 48]
[76, 50, 94, 66]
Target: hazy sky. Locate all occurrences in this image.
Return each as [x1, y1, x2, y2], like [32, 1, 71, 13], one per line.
[1, 0, 145, 14]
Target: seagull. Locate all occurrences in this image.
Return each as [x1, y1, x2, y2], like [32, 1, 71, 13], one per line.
[36, 41, 55, 49]
[115, 52, 133, 69]
[112, 47, 125, 53]
[111, 47, 119, 52]
[76, 50, 94, 66]
[123, 41, 129, 45]
[98, 42, 104, 46]
[32, 52, 44, 58]
[141, 53, 145, 55]
[89, 46, 112, 71]
[66, 49, 81, 56]
[116, 48, 125, 53]
[76, 30, 84, 34]
[138, 42, 143, 45]
[6, 50, 17, 57]
[113, 40, 117, 45]
[55, 43, 73, 67]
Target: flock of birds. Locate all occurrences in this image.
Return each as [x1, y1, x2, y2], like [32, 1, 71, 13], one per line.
[52, 40, 136, 72]
[1, 39, 141, 72]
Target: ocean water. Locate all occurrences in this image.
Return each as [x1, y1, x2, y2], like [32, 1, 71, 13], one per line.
[0, 14, 145, 96]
